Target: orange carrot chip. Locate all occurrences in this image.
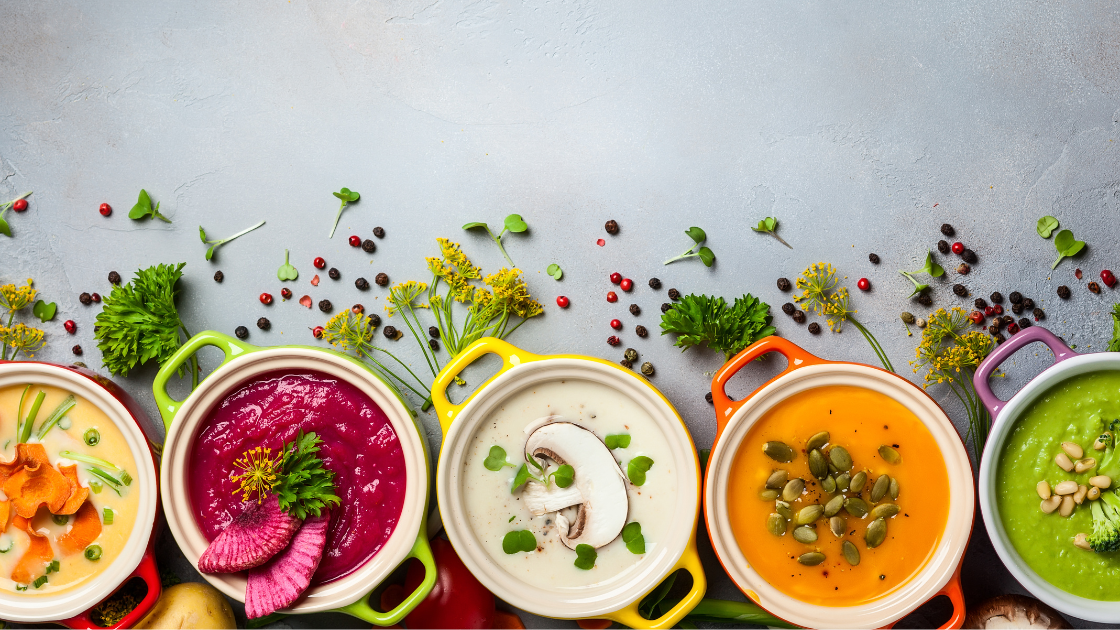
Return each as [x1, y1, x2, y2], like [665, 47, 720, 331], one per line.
[58, 500, 101, 556]
[3, 459, 71, 518]
[11, 515, 52, 585]
[0, 443, 50, 487]
[57, 465, 88, 516]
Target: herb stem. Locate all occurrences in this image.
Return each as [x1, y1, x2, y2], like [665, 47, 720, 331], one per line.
[490, 227, 515, 266]
[20, 390, 45, 443]
[329, 200, 346, 238]
[219, 220, 266, 244]
[767, 231, 792, 249]
[663, 246, 698, 265]
[849, 317, 894, 373]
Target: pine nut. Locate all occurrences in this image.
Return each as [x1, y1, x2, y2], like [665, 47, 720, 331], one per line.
[1041, 495, 1062, 514]
[1074, 533, 1092, 550]
[1075, 457, 1098, 474]
[1074, 484, 1088, 505]
[1055, 453, 1074, 472]
[1091, 475, 1112, 489]
[1060, 495, 1076, 517]
[1062, 442, 1084, 459]
[1089, 486, 1102, 500]
[1036, 480, 1051, 500]
[1096, 432, 1112, 451]
[1054, 480, 1078, 495]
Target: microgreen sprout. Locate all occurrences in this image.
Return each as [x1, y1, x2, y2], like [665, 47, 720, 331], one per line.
[546, 263, 563, 280]
[900, 251, 944, 297]
[574, 544, 597, 570]
[604, 434, 631, 450]
[664, 227, 715, 267]
[501, 530, 537, 554]
[511, 453, 575, 493]
[128, 189, 171, 223]
[328, 188, 360, 238]
[627, 455, 654, 486]
[484, 445, 516, 471]
[31, 300, 56, 323]
[463, 214, 528, 266]
[1037, 216, 1059, 238]
[199, 221, 265, 261]
[1052, 229, 1086, 269]
[0, 191, 32, 237]
[277, 250, 299, 281]
[752, 217, 791, 249]
[622, 522, 645, 554]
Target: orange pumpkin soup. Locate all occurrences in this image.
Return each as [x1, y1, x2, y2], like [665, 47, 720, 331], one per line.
[727, 385, 949, 606]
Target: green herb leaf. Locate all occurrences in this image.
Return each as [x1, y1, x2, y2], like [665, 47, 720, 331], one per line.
[0, 216, 10, 238]
[94, 263, 190, 379]
[328, 188, 360, 238]
[511, 463, 534, 493]
[509, 515, 515, 523]
[1037, 216, 1059, 238]
[574, 543, 597, 570]
[550, 464, 575, 488]
[546, 263, 563, 280]
[274, 431, 341, 520]
[200, 221, 265, 261]
[622, 522, 645, 554]
[277, 249, 299, 281]
[502, 529, 537, 554]
[198, 226, 208, 243]
[504, 214, 528, 233]
[484, 445, 515, 471]
[604, 434, 631, 450]
[697, 246, 715, 267]
[1052, 229, 1087, 269]
[525, 452, 545, 472]
[916, 251, 945, 278]
[659, 293, 776, 361]
[750, 217, 791, 248]
[129, 189, 152, 220]
[685, 226, 707, 243]
[31, 300, 56, 322]
[462, 221, 490, 231]
[628, 456, 654, 486]
[765, 217, 777, 231]
[1109, 305, 1120, 352]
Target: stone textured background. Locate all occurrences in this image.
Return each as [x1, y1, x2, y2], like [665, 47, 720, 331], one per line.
[2, 1, 1119, 627]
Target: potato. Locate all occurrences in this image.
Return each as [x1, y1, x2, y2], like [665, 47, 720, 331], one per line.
[133, 582, 236, 629]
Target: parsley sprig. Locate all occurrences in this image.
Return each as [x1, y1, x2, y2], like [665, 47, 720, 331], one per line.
[660, 293, 775, 361]
[274, 431, 340, 520]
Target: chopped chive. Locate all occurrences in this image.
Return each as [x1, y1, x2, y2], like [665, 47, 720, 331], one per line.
[83, 428, 100, 446]
[102, 507, 114, 525]
[15, 584, 26, 591]
[89, 480, 103, 494]
[60, 451, 121, 471]
[32, 575, 47, 589]
[20, 390, 46, 443]
[84, 545, 102, 561]
[86, 468, 122, 495]
[45, 560, 59, 574]
[2, 440, 8, 451]
[15, 384, 30, 445]
[0, 537, 12, 553]
[509, 515, 515, 522]
[35, 395, 76, 440]
[120, 471, 132, 486]
[52, 514, 68, 526]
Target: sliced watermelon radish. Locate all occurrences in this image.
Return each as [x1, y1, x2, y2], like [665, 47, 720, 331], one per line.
[198, 497, 302, 574]
[244, 514, 330, 619]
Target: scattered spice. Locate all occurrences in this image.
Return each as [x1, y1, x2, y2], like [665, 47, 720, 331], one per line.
[281, 288, 292, 299]
[429, 338, 440, 352]
[641, 362, 655, 376]
[1034, 307, 1045, 320]
[1076, 268, 1084, 280]
[953, 284, 967, 297]
[79, 293, 92, 306]
[259, 293, 273, 305]
[607, 291, 618, 303]
[64, 320, 76, 334]
[257, 317, 271, 330]
[782, 303, 797, 316]
[956, 263, 970, 275]
[1104, 270, 1117, 288]
[368, 314, 381, 328]
[91, 293, 101, 302]
[620, 278, 634, 291]
[961, 250, 978, 264]
[857, 278, 870, 291]
[940, 224, 955, 237]
[361, 239, 376, 253]
[620, 359, 632, 369]
[808, 322, 821, 334]
[373, 226, 385, 238]
[1090, 282, 1102, 294]
[107, 271, 121, 285]
[383, 325, 398, 339]
[318, 300, 333, 313]
[1057, 285, 1072, 299]
[792, 311, 806, 324]
[705, 392, 714, 404]
[951, 242, 965, 255]
[668, 288, 681, 300]
[349, 235, 362, 247]
[624, 348, 639, 362]
[556, 296, 570, 308]
[376, 273, 389, 287]
[649, 278, 662, 290]
[635, 325, 648, 337]
[355, 278, 370, 291]
[213, 270, 224, 283]
[314, 257, 327, 269]
[1009, 292, 1023, 304]
[328, 268, 340, 280]
[629, 304, 641, 316]
[990, 292, 1004, 304]
[917, 293, 933, 307]
[1019, 318, 1032, 329]
[661, 303, 672, 313]
[1012, 303, 1024, 315]
[235, 326, 249, 339]
[1022, 298, 1035, 310]
[428, 326, 440, 339]
[99, 203, 112, 217]
[937, 240, 950, 254]
[312, 326, 324, 339]
[974, 298, 988, 309]
[72, 344, 83, 355]
[868, 253, 880, 264]
[777, 277, 792, 291]
[607, 335, 620, 346]
[610, 319, 623, 331]
[900, 312, 916, 325]
[352, 304, 364, 314]
[605, 220, 619, 235]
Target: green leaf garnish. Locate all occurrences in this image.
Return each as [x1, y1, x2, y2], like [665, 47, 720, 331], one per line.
[550, 464, 575, 488]
[484, 445, 515, 471]
[627, 456, 654, 486]
[604, 434, 631, 450]
[504, 214, 528, 233]
[128, 189, 171, 223]
[501, 529, 537, 554]
[103, 507, 114, 525]
[622, 522, 645, 554]
[665, 227, 717, 266]
[32, 575, 47, 589]
[199, 221, 265, 261]
[273, 431, 341, 520]
[751, 217, 791, 248]
[574, 544, 597, 570]
[1052, 229, 1087, 269]
[277, 249, 299, 281]
[509, 515, 515, 523]
[659, 293, 776, 362]
[546, 263, 563, 280]
[899, 251, 944, 297]
[511, 463, 534, 493]
[328, 188, 360, 238]
[1037, 216, 1059, 238]
[463, 214, 529, 266]
[31, 300, 56, 322]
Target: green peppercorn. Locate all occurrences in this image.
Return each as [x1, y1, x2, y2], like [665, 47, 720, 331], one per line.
[624, 348, 639, 362]
[641, 362, 655, 376]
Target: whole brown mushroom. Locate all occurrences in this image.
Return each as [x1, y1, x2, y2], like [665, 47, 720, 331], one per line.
[963, 594, 1070, 629]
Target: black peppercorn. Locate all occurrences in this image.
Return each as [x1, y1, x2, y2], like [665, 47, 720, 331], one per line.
[234, 326, 249, 339]
[383, 325, 398, 339]
[648, 278, 662, 290]
[629, 304, 641, 316]
[375, 273, 389, 287]
[373, 226, 385, 238]
[79, 292, 92, 305]
[974, 298, 988, 309]
[429, 326, 440, 338]
[318, 300, 332, 313]
[777, 277, 792, 292]
[1009, 292, 1023, 304]
[72, 361, 86, 369]
[108, 271, 121, 285]
[213, 270, 224, 283]
[937, 240, 950, 254]
[604, 220, 619, 235]
[668, 288, 680, 300]
[661, 303, 672, 313]
[362, 239, 376, 253]
[1012, 303, 1023, 315]
[1019, 318, 1032, 329]
[953, 284, 967, 297]
[429, 338, 440, 352]
[257, 317, 271, 330]
[328, 267, 340, 280]
[1022, 298, 1035, 310]
[988, 324, 1000, 335]
[956, 263, 970, 275]
[868, 253, 880, 264]
[782, 303, 796, 316]
[993, 332, 1006, 344]
[624, 348, 639, 362]
[990, 292, 1003, 304]
[961, 249, 978, 264]
[1089, 282, 1102, 294]
[1033, 307, 1045, 320]
[917, 293, 933, 307]
[620, 359, 633, 369]
[72, 344, 83, 355]
[792, 311, 806, 324]
[705, 391, 714, 404]
[940, 223, 955, 237]
[368, 313, 381, 328]
[1002, 315, 1015, 326]
[808, 322, 821, 334]
[355, 277, 370, 291]
[1057, 285, 1071, 299]
[640, 362, 654, 376]
[635, 325, 648, 337]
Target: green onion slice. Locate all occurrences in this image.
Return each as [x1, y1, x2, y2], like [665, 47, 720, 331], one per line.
[35, 395, 76, 440]
[85, 468, 122, 495]
[102, 507, 114, 525]
[32, 575, 47, 589]
[52, 514, 68, 526]
[85, 545, 102, 561]
[19, 390, 45, 443]
[83, 428, 100, 446]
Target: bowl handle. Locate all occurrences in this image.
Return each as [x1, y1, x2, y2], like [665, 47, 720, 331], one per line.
[933, 566, 966, 630]
[973, 326, 1077, 421]
[152, 330, 256, 431]
[711, 336, 826, 439]
[60, 543, 161, 629]
[594, 532, 707, 629]
[335, 530, 436, 626]
[430, 338, 541, 435]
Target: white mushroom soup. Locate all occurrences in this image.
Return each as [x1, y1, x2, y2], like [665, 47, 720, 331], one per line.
[0, 384, 139, 594]
[460, 378, 675, 589]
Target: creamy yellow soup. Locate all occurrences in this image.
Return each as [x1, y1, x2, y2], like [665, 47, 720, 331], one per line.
[0, 384, 139, 594]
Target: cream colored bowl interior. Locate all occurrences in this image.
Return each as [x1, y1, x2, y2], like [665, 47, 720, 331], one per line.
[436, 359, 700, 620]
[705, 363, 973, 629]
[161, 348, 427, 613]
[0, 363, 158, 623]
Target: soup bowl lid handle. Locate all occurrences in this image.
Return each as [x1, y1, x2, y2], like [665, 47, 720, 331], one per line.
[431, 338, 541, 436]
[973, 326, 1077, 422]
[59, 543, 161, 629]
[152, 330, 256, 431]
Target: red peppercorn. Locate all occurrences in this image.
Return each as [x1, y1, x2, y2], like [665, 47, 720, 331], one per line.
[348, 235, 361, 247]
[993, 304, 1004, 315]
[63, 320, 76, 334]
[352, 304, 365, 314]
[606, 291, 618, 303]
[610, 319, 623, 330]
[969, 311, 984, 324]
[556, 296, 570, 308]
[99, 203, 112, 217]
[984, 306, 994, 317]
[90, 293, 101, 303]
[280, 288, 292, 300]
[259, 293, 273, 305]
[1007, 322, 1020, 335]
[1103, 270, 1118, 288]
[620, 278, 633, 292]
[951, 242, 965, 255]
[314, 257, 327, 269]
[12, 199, 27, 212]
[857, 278, 870, 291]
[607, 335, 620, 346]
[312, 326, 324, 339]
[610, 272, 622, 285]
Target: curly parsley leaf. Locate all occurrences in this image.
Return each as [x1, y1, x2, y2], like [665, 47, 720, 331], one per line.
[94, 263, 190, 379]
[275, 430, 341, 520]
[659, 293, 776, 361]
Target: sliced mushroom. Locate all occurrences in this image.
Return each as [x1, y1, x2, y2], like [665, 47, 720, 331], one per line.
[524, 421, 628, 550]
[963, 594, 1071, 629]
[522, 480, 583, 516]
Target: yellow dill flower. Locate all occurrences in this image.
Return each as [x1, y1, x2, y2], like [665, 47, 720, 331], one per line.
[230, 446, 279, 504]
[794, 263, 838, 315]
[0, 279, 35, 314]
[822, 287, 856, 332]
[0, 323, 45, 358]
[484, 268, 541, 317]
[438, 238, 482, 280]
[321, 310, 374, 354]
[386, 281, 429, 316]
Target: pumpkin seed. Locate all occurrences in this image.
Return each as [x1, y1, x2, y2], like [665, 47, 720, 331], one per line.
[878, 445, 902, 465]
[850, 471, 868, 493]
[782, 478, 805, 502]
[821, 475, 836, 494]
[824, 494, 845, 517]
[796, 504, 824, 525]
[806, 431, 830, 451]
[870, 503, 900, 519]
[843, 497, 869, 518]
[829, 446, 853, 471]
[776, 500, 793, 520]
[828, 462, 840, 475]
[759, 489, 779, 501]
[889, 477, 900, 500]
[764, 441, 795, 463]
[798, 552, 826, 566]
[809, 449, 828, 479]
[835, 472, 851, 492]
[829, 515, 847, 537]
[865, 517, 887, 548]
[766, 513, 787, 537]
[841, 540, 860, 566]
[792, 525, 818, 544]
[766, 469, 789, 489]
[870, 475, 891, 503]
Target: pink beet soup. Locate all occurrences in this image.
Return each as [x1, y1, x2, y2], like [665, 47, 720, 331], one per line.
[189, 370, 407, 583]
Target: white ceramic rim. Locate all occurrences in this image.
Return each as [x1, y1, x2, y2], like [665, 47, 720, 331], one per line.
[435, 357, 701, 620]
[160, 347, 428, 613]
[979, 352, 1120, 623]
[705, 363, 974, 629]
[0, 363, 158, 622]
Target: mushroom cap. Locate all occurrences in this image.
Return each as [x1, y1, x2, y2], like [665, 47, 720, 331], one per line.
[963, 594, 1071, 629]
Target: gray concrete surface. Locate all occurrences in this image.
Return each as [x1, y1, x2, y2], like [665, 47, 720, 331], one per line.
[2, 1, 1120, 627]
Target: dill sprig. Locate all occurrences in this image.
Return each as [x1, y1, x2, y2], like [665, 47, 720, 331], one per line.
[320, 309, 432, 407]
[0, 279, 45, 361]
[794, 262, 894, 372]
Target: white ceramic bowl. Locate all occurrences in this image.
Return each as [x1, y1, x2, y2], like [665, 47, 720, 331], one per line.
[155, 334, 429, 617]
[0, 362, 159, 625]
[705, 337, 973, 629]
[432, 339, 705, 628]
